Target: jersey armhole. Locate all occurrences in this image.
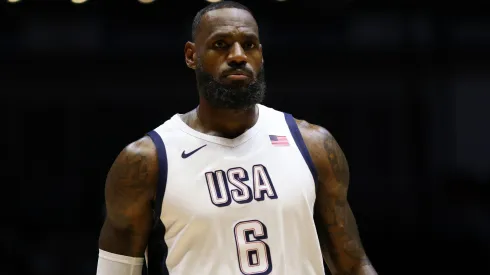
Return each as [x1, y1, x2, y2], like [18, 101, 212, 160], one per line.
[146, 130, 168, 221]
[284, 114, 329, 273]
[284, 113, 319, 189]
[144, 130, 170, 275]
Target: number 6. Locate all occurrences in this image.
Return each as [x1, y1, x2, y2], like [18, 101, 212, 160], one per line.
[233, 220, 273, 275]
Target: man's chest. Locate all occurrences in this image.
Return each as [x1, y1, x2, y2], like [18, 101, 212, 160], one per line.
[161, 151, 317, 222]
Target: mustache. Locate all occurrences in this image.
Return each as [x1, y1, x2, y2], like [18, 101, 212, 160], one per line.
[221, 67, 254, 78]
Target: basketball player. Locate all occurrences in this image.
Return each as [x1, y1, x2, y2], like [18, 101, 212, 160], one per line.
[97, 2, 377, 275]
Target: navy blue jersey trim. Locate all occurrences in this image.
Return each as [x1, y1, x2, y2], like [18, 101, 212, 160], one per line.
[145, 220, 169, 275]
[146, 131, 168, 222]
[285, 115, 330, 274]
[284, 113, 319, 188]
[144, 131, 169, 275]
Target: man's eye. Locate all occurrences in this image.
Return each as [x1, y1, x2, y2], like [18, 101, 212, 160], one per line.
[243, 42, 256, 50]
[214, 41, 227, 48]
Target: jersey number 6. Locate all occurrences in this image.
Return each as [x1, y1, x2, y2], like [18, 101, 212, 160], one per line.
[233, 220, 273, 275]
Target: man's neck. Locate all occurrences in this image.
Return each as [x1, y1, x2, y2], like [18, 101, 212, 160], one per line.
[195, 99, 259, 139]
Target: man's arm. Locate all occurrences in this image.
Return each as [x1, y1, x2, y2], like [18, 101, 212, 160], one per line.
[99, 136, 159, 257]
[298, 120, 377, 275]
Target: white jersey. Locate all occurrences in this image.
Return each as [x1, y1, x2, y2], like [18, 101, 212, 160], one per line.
[144, 104, 325, 275]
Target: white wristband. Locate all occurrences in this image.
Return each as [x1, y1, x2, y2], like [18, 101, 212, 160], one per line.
[96, 249, 144, 275]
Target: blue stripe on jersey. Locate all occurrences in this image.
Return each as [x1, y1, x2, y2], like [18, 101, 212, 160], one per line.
[145, 131, 169, 275]
[285, 115, 332, 274]
[284, 113, 319, 188]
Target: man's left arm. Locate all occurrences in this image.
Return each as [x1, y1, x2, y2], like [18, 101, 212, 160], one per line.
[298, 120, 377, 275]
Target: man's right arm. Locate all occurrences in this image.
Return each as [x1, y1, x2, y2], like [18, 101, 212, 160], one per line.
[99, 136, 159, 258]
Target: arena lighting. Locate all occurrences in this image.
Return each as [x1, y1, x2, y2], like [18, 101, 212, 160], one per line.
[71, 0, 88, 3]
[138, 0, 155, 3]
[7, 0, 21, 3]
[206, 0, 222, 3]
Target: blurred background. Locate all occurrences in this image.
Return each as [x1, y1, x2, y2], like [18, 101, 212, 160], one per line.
[2, 0, 489, 274]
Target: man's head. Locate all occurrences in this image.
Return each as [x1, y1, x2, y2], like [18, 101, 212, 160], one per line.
[184, 1, 266, 110]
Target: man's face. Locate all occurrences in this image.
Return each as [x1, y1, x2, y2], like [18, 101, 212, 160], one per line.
[189, 8, 266, 109]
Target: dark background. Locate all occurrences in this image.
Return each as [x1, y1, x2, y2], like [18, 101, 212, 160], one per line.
[2, 0, 489, 274]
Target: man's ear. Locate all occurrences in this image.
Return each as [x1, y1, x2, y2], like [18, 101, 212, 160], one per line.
[184, 41, 197, 70]
[260, 44, 264, 64]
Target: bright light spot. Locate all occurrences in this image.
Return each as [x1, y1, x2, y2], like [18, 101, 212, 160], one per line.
[138, 0, 155, 3]
[71, 0, 88, 4]
[7, 0, 21, 3]
[206, 0, 222, 3]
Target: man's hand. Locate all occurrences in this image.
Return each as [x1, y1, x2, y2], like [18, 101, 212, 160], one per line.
[298, 120, 377, 275]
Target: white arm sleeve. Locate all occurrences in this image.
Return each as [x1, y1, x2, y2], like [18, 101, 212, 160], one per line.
[96, 249, 144, 275]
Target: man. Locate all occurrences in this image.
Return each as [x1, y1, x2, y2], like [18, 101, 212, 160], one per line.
[97, 1, 377, 275]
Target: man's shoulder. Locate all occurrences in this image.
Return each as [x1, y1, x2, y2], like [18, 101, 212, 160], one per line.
[290, 117, 342, 176]
[294, 118, 331, 145]
[111, 136, 159, 179]
[107, 135, 159, 198]
[258, 105, 333, 145]
[124, 136, 158, 159]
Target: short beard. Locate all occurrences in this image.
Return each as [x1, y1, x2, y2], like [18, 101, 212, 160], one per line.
[195, 63, 266, 110]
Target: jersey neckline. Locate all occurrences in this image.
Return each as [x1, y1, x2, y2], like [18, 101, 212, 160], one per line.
[171, 104, 266, 148]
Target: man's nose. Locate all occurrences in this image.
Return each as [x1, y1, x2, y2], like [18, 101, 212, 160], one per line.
[227, 42, 248, 67]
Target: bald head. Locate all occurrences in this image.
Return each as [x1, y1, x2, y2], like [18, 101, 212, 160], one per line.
[195, 8, 259, 46]
[191, 1, 257, 42]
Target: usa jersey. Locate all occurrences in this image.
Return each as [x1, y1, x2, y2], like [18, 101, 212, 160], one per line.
[144, 104, 325, 275]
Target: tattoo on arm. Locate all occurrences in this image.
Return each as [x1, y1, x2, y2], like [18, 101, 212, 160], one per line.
[106, 150, 151, 224]
[317, 133, 373, 274]
[324, 134, 348, 182]
[99, 137, 157, 257]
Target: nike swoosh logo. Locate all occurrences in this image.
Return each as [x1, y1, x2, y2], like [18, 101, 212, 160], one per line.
[181, 144, 207, 159]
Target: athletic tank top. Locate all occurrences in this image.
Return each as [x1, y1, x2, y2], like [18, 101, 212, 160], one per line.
[144, 104, 325, 275]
